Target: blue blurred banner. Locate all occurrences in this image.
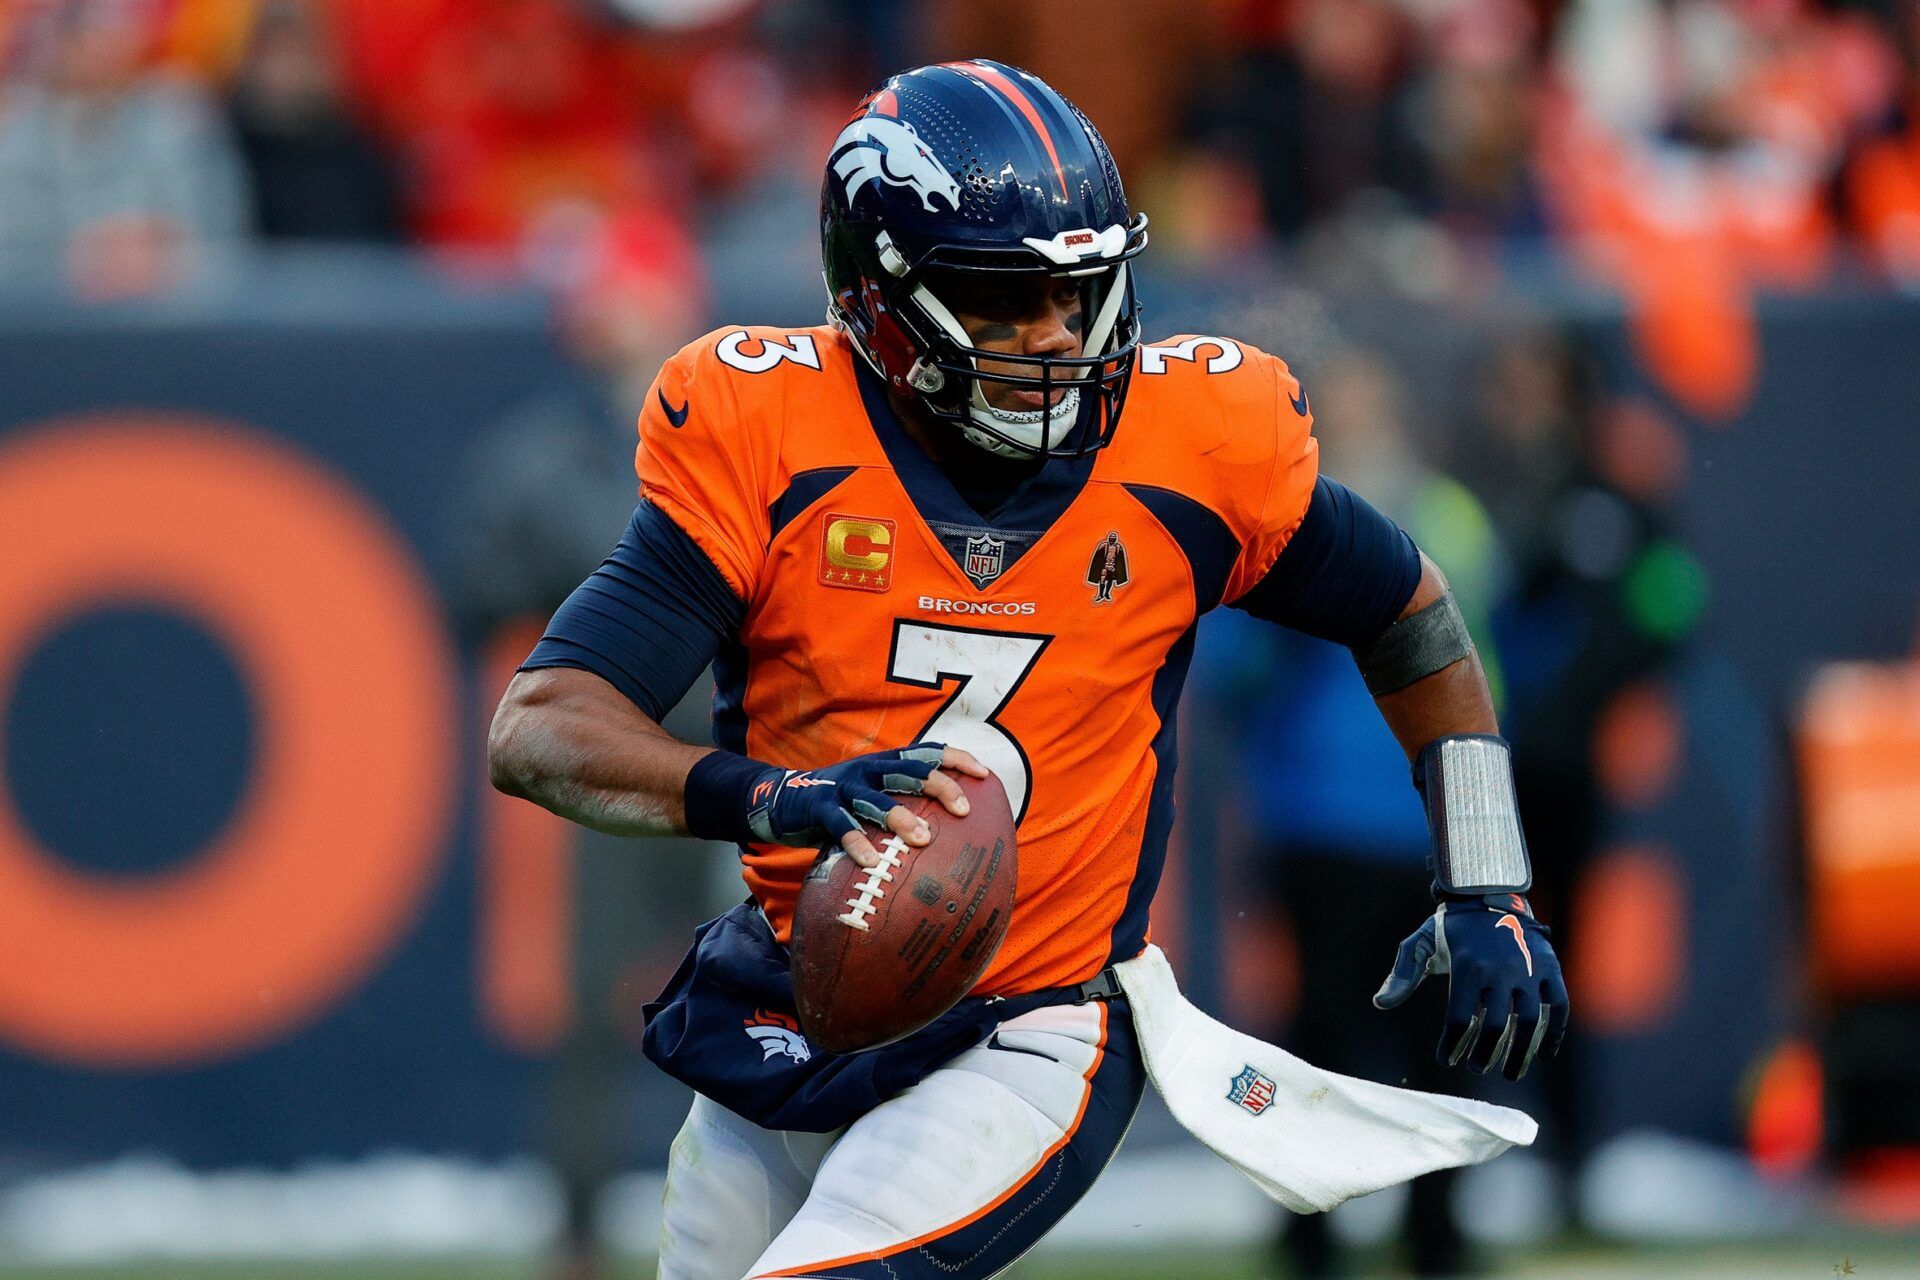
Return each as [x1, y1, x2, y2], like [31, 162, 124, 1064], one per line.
[0, 260, 572, 1165]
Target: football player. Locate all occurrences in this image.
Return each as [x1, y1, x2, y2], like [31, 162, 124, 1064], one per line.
[488, 59, 1569, 1280]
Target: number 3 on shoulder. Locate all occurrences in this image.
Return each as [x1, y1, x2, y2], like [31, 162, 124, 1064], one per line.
[1136, 336, 1242, 376]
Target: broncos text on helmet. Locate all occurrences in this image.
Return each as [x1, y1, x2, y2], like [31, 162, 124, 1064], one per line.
[820, 60, 1149, 459]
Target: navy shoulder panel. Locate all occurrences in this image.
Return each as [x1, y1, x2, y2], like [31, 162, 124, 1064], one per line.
[1123, 484, 1242, 614]
[770, 466, 859, 540]
[1233, 475, 1420, 647]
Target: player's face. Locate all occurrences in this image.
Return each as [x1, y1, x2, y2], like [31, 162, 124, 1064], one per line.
[937, 273, 1085, 413]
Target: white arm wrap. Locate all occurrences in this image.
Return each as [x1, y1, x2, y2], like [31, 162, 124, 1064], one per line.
[1417, 735, 1531, 895]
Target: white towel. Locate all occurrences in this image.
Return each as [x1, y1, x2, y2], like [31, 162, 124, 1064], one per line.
[1113, 944, 1538, 1213]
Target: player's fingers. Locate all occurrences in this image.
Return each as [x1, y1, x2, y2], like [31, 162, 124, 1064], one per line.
[878, 759, 938, 794]
[1504, 987, 1545, 1082]
[918, 768, 971, 817]
[897, 742, 946, 767]
[1469, 991, 1519, 1076]
[880, 801, 932, 847]
[877, 744, 940, 792]
[1540, 980, 1572, 1063]
[1445, 1008, 1485, 1069]
[1373, 918, 1436, 1010]
[940, 745, 991, 778]
[832, 814, 879, 868]
[1442, 976, 1488, 1068]
[845, 786, 894, 826]
[843, 785, 922, 844]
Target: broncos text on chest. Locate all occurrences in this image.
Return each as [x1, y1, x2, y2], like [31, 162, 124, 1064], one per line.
[916, 596, 1038, 616]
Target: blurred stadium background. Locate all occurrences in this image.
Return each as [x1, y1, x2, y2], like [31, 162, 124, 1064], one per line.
[3, 0, 1920, 1276]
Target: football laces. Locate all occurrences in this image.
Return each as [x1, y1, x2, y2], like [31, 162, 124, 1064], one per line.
[836, 835, 906, 932]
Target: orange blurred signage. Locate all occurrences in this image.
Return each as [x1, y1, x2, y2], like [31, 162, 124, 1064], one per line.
[1799, 662, 1920, 997]
[0, 418, 456, 1067]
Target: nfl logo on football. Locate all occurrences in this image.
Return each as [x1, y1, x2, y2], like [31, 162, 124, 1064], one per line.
[963, 532, 1006, 587]
[1227, 1064, 1277, 1116]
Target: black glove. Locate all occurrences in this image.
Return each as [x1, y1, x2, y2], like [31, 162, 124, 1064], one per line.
[1373, 892, 1569, 1080]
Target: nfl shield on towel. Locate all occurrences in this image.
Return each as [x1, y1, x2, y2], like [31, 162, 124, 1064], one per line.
[1227, 1064, 1277, 1116]
[964, 533, 1006, 587]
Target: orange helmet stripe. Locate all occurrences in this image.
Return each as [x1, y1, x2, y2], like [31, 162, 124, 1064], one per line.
[943, 60, 1070, 200]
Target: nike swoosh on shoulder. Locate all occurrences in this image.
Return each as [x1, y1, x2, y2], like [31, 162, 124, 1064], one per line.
[658, 389, 690, 428]
[1289, 384, 1310, 417]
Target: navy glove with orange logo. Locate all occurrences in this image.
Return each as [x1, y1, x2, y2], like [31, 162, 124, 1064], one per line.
[684, 742, 971, 866]
[1373, 893, 1569, 1080]
[740, 744, 948, 847]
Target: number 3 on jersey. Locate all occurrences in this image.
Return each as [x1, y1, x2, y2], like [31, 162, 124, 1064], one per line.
[887, 621, 1050, 822]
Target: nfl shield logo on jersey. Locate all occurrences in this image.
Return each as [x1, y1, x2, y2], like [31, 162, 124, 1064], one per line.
[963, 533, 1006, 587]
[1227, 1064, 1277, 1116]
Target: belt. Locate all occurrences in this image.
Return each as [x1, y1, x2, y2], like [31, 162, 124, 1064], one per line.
[1068, 966, 1123, 1005]
[981, 965, 1124, 1015]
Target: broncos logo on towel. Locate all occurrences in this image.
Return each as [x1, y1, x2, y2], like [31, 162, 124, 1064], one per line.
[830, 114, 962, 214]
[744, 1008, 813, 1063]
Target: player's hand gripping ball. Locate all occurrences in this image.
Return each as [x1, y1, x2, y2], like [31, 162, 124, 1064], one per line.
[789, 768, 1017, 1054]
[1373, 894, 1569, 1081]
[745, 742, 982, 868]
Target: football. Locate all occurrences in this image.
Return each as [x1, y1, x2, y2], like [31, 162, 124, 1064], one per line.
[788, 770, 1018, 1054]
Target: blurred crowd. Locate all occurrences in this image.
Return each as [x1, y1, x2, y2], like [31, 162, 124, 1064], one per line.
[3, 0, 1920, 301]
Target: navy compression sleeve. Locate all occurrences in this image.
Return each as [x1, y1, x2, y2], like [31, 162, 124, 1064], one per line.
[1232, 475, 1422, 647]
[521, 501, 746, 721]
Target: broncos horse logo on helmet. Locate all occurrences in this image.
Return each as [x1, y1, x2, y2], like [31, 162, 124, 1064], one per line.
[821, 60, 1149, 459]
[831, 115, 963, 214]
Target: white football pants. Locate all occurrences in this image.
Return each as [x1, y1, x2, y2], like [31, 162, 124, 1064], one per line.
[657, 997, 1144, 1280]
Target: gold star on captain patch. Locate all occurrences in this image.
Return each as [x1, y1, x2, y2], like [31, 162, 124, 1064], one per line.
[1836, 1258, 1857, 1276]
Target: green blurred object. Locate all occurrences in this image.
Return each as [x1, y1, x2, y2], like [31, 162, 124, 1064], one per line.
[1623, 538, 1710, 642]
[1406, 473, 1510, 712]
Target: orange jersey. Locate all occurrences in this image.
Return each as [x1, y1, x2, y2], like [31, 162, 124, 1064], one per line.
[639, 325, 1317, 995]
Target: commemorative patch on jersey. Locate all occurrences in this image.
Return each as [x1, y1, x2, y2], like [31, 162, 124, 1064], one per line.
[1227, 1064, 1277, 1116]
[820, 513, 895, 592]
[1086, 530, 1131, 605]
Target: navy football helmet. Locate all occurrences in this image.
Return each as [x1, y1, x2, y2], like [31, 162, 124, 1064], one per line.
[821, 60, 1148, 458]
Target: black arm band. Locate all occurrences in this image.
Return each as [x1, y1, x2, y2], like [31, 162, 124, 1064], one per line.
[683, 750, 776, 845]
[1354, 591, 1474, 695]
[1415, 734, 1531, 895]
